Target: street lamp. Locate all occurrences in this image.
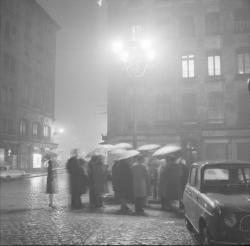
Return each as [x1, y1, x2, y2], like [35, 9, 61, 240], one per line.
[112, 32, 155, 148]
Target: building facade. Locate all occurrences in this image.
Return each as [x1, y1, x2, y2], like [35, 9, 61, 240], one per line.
[106, 0, 250, 162]
[0, 0, 59, 171]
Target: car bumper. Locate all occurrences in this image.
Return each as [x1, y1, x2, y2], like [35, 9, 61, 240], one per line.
[211, 239, 250, 245]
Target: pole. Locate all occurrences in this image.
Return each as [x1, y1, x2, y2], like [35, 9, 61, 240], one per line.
[132, 83, 137, 149]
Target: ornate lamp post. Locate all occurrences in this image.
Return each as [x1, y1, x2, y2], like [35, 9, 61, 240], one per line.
[112, 28, 155, 148]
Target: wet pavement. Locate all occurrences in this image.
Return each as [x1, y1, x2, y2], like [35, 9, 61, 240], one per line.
[0, 173, 198, 245]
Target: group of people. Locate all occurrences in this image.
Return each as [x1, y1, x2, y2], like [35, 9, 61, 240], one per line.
[46, 147, 191, 215]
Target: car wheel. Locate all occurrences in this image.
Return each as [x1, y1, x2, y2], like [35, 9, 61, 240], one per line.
[200, 226, 211, 245]
[185, 216, 193, 231]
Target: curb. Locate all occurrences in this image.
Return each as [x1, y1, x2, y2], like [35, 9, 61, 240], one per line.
[26, 168, 66, 178]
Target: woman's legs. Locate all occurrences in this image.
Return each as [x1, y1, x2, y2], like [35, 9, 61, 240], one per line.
[49, 194, 54, 206]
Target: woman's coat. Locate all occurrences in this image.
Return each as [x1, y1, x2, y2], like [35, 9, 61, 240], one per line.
[132, 163, 150, 197]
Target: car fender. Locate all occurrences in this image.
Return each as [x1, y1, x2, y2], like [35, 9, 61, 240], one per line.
[199, 204, 220, 240]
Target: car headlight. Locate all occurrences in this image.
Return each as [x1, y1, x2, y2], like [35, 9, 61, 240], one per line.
[224, 213, 237, 228]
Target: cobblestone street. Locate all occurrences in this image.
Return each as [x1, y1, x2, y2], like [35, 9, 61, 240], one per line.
[0, 173, 198, 245]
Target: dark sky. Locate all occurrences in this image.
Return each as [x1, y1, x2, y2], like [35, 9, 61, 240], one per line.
[36, 0, 108, 155]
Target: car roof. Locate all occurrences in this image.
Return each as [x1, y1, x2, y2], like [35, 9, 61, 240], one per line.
[191, 160, 250, 168]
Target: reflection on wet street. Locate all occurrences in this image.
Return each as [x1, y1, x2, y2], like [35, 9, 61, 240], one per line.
[0, 173, 71, 211]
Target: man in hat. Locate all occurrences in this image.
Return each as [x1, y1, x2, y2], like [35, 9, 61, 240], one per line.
[66, 149, 83, 210]
[158, 151, 182, 211]
[112, 154, 134, 214]
[131, 154, 150, 215]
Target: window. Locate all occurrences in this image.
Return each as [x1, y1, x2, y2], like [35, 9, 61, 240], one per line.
[32, 123, 39, 137]
[207, 92, 224, 123]
[4, 22, 10, 42]
[208, 54, 221, 76]
[179, 16, 195, 37]
[8, 88, 14, 104]
[205, 12, 220, 35]
[182, 94, 197, 123]
[204, 168, 229, 181]
[22, 82, 29, 104]
[43, 125, 50, 138]
[189, 167, 197, 186]
[155, 95, 172, 123]
[234, 9, 250, 33]
[0, 87, 7, 103]
[4, 53, 16, 73]
[237, 50, 250, 75]
[1, 119, 13, 134]
[19, 119, 27, 135]
[182, 54, 195, 78]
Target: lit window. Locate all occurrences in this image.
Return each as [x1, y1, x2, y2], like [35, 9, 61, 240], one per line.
[208, 55, 221, 76]
[182, 54, 195, 78]
[43, 125, 50, 138]
[32, 123, 39, 137]
[19, 119, 27, 135]
[237, 52, 250, 74]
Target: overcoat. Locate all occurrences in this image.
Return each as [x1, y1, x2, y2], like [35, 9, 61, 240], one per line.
[66, 156, 82, 195]
[112, 159, 134, 201]
[158, 160, 182, 201]
[46, 160, 57, 194]
[132, 163, 150, 197]
[91, 160, 105, 195]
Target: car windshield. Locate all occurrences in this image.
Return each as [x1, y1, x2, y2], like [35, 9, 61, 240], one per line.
[203, 166, 250, 193]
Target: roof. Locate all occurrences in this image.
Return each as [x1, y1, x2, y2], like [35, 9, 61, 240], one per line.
[192, 160, 250, 168]
[34, 0, 61, 30]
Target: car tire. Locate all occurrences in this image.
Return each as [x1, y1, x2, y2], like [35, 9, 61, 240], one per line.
[200, 226, 211, 245]
[185, 216, 193, 231]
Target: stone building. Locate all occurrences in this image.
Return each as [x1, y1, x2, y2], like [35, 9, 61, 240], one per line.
[106, 0, 250, 162]
[0, 0, 59, 171]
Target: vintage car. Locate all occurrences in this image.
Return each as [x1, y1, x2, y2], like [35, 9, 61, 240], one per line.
[0, 165, 26, 180]
[183, 160, 250, 245]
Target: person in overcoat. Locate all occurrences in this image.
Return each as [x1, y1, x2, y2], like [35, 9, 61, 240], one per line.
[161, 153, 182, 210]
[66, 149, 83, 210]
[112, 157, 134, 213]
[88, 155, 105, 208]
[78, 158, 89, 197]
[46, 159, 57, 208]
[131, 155, 150, 214]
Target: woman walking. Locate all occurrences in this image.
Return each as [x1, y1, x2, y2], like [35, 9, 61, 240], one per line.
[46, 159, 57, 208]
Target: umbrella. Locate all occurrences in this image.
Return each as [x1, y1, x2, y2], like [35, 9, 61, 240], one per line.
[137, 144, 161, 151]
[117, 149, 140, 161]
[153, 144, 181, 157]
[86, 144, 115, 157]
[114, 142, 133, 150]
[43, 150, 57, 161]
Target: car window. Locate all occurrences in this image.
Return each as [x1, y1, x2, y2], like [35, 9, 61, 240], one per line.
[0, 166, 7, 171]
[189, 167, 197, 186]
[204, 168, 229, 181]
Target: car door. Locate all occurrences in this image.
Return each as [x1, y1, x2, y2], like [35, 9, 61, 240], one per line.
[184, 167, 198, 227]
[192, 167, 202, 230]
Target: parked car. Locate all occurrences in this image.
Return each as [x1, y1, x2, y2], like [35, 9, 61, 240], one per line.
[183, 160, 250, 245]
[0, 165, 26, 180]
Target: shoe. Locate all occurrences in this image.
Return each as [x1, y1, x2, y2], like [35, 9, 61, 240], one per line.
[135, 211, 147, 216]
[49, 204, 56, 209]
